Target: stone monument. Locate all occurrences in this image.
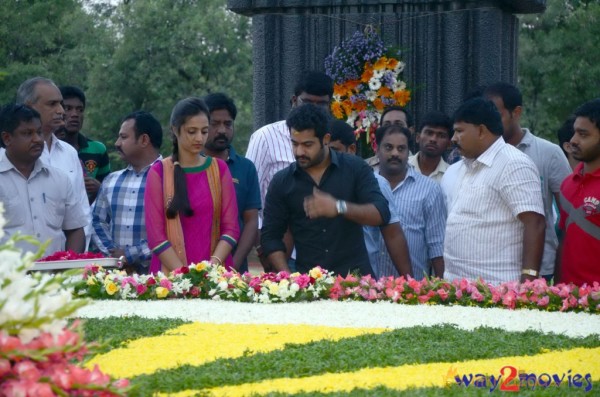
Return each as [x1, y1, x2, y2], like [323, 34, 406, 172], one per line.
[227, 0, 546, 130]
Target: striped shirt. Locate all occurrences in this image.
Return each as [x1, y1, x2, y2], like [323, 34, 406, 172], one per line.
[371, 167, 446, 279]
[91, 157, 161, 268]
[441, 138, 544, 284]
[245, 120, 295, 225]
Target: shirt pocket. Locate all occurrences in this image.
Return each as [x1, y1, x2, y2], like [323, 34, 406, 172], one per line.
[43, 194, 66, 229]
[0, 195, 25, 227]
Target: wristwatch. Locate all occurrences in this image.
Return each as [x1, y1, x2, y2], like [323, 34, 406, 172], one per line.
[336, 200, 347, 215]
[521, 268, 539, 277]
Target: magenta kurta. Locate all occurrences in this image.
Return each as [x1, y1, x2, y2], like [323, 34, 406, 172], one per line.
[144, 157, 239, 273]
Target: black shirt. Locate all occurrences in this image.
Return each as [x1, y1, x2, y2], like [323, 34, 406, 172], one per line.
[261, 149, 390, 276]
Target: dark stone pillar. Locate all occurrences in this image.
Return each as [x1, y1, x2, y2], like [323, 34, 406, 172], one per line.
[227, 0, 546, 131]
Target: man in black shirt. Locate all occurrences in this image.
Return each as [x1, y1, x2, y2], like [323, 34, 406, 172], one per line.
[261, 104, 391, 276]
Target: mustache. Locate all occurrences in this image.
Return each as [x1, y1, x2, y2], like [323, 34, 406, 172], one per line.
[388, 157, 402, 162]
[214, 134, 229, 141]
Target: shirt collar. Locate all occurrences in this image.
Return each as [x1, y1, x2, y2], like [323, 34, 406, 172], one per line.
[0, 150, 48, 176]
[469, 137, 505, 169]
[227, 146, 240, 164]
[516, 128, 534, 149]
[409, 152, 449, 177]
[76, 133, 90, 149]
[125, 154, 163, 174]
[573, 161, 600, 180]
[292, 147, 338, 175]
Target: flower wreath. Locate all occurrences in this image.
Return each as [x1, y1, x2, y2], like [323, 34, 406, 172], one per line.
[325, 27, 411, 157]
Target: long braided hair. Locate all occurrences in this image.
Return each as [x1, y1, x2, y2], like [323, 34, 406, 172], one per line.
[165, 97, 210, 219]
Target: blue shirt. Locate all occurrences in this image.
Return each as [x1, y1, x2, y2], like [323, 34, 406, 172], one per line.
[227, 147, 261, 269]
[372, 167, 447, 279]
[364, 173, 401, 278]
[91, 157, 161, 271]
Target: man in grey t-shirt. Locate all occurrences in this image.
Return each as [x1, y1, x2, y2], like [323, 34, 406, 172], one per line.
[485, 83, 571, 281]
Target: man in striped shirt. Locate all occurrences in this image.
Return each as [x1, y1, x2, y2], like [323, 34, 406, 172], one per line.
[441, 98, 545, 284]
[91, 111, 162, 273]
[371, 125, 446, 279]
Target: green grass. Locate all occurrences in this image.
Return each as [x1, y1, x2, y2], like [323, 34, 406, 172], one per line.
[77, 322, 597, 396]
[77, 317, 188, 352]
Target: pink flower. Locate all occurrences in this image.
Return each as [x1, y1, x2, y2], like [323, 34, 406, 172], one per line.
[13, 360, 41, 382]
[136, 284, 148, 295]
[159, 278, 172, 290]
[537, 296, 550, 307]
[470, 290, 484, 302]
[0, 359, 12, 378]
[502, 290, 517, 309]
[146, 277, 157, 286]
[294, 274, 311, 289]
[436, 288, 449, 301]
[455, 289, 463, 300]
[189, 286, 200, 297]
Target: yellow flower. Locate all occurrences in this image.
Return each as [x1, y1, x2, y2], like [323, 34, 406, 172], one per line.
[373, 56, 388, 70]
[155, 287, 169, 299]
[309, 267, 323, 279]
[105, 281, 118, 295]
[86, 277, 96, 286]
[331, 102, 344, 119]
[194, 262, 207, 272]
[268, 283, 280, 295]
[394, 89, 411, 107]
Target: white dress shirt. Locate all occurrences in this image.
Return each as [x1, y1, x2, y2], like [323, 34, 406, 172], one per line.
[441, 138, 544, 284]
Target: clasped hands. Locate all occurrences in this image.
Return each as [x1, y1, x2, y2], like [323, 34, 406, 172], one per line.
[303, 187, 339, 219]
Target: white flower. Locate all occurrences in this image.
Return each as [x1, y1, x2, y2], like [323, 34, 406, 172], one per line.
[393, 80, 406, 92]
[373, 69, 384, 79]
[365, 90, 377, 101]
[0, 201, 5, 239]
[368, 77, 382, 91]
[394, 61, 405, 73]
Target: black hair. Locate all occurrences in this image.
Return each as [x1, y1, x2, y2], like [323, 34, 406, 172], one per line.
[375, 124, 412, 147]
[286, 103, 330, 142]
[166, 97, 210, 219]
[419, 111, 453, 139]
[122, 111, 163, 149]
[573, 98, 600, 132]
[59, 85, 86, 107]
[329, 119, 356, 147]
[453, 98, 504, 136]
[557, 116, 576, 157]
[484, 82, 522, 112]
[293, 71, 334, 98]
[0, 103, 41, 147]
[203, 92, 237, 120]
[380, 106, 413, 128]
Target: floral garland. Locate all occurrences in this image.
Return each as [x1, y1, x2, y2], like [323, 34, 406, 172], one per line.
[71, 261, 600, 314]
[0, 203, 129, 396]
[325, 28, 411, 157]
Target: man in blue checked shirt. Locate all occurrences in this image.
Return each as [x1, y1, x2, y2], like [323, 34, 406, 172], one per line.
[91, 111, 162, 273]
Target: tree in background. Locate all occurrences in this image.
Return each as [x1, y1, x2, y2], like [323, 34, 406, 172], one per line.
[0, 0, 253, 169]
[85, 0, 253, 167]
[0, 0, 111, 103]
[519, 0, 600, 140]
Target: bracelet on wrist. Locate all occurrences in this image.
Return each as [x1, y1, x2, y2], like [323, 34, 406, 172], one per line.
[521, 268, 539, 277]
[210, 255, 223, 266]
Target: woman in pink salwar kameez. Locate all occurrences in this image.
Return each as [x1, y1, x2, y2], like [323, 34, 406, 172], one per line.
[144, 97, 239, 274]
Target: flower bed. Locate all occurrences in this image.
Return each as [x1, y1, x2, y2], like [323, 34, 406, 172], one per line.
[72, 261, 600, 313]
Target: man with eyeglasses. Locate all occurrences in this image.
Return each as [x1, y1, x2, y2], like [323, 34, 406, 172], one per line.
[246, 71, 333, 270]
[203, 93, 261, 274]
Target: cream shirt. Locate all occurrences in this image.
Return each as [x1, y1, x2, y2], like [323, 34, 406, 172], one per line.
[440, 138, 544, 284]
[408, 152, 449, 183]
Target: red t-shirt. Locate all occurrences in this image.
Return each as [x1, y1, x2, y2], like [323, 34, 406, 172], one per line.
[558, 163, 600, 286]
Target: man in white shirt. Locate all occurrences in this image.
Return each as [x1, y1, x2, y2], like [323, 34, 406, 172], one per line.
[0, 104, 86, 254]
[408, 111, 452, 183]
[441, 98, 545, 285]
[15, 77, 91, 247]
[483, 82, 572, 281]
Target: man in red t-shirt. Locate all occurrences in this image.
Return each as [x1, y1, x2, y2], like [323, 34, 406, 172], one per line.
[557, 98, 600, 286]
